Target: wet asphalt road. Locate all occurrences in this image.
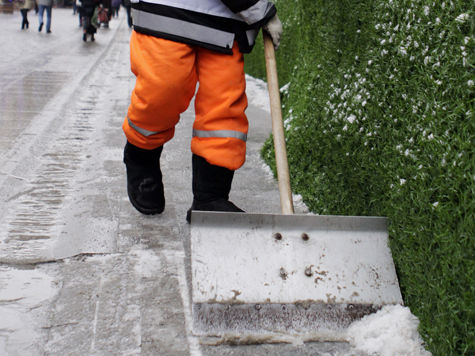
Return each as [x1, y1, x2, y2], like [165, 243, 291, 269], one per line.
[0, 9, 351, 355]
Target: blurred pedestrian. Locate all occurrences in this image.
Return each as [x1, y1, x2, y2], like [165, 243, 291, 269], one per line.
[111, 0, 120, 18]
[99, 0, 111, 27]
[76, 0, 82, 26]
[121, 0, 131, 28]
[37, 0, 53, 33]
[97, 3, 109, 28]
[19, 0, 36, 29]
[79, 0, 99, 41]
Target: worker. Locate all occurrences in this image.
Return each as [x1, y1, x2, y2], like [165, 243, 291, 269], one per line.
[122, 0, 282, 222]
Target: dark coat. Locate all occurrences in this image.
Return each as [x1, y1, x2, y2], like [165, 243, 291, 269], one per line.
[80, 0, 99, 17]
[80, 0, 100, 33]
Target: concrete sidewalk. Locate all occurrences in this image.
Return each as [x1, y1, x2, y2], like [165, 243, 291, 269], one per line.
[0, 9, 349, 355]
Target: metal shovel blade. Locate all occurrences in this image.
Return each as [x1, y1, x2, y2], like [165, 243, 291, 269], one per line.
[190, 211, 402, 340]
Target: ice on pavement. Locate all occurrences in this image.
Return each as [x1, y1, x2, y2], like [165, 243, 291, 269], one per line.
[129, 246, 162, 278]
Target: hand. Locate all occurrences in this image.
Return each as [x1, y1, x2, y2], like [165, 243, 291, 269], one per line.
[263, 14, 282, 49]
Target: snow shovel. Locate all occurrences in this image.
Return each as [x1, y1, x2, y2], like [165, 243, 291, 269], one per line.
[189, 33, 402, 343]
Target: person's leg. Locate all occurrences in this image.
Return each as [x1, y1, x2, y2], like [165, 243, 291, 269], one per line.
[45, 5, 52, 32]
[126, 6, 132, 27]
[38, 5, 45, 31]
[186, 42, 248, 221]
[124, 34, 198, 149]
[122, 33, 198, 214]
[82, 16, 88, 41]
[21, 9, 27, 29]
[186, 153, 244, 222]
[192, 42, 248, 170]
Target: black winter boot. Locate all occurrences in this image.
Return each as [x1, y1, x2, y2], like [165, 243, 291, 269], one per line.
[124, 141, 165, 215]
[186, 154, 244, 223]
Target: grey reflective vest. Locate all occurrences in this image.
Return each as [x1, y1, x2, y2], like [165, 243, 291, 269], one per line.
[131, 0, 276, 54]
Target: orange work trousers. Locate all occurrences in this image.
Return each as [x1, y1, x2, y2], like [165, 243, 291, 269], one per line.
[122, 31, 248, 171]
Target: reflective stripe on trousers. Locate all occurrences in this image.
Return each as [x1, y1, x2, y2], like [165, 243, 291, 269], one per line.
[126, 118, 248, 141]
[122, 32, 248, 170]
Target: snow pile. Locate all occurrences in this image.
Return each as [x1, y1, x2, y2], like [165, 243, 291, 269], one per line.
[347, 304, 431, 356]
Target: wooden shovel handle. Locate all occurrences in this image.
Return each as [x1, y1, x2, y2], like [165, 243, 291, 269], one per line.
[263, 32, 295, 215]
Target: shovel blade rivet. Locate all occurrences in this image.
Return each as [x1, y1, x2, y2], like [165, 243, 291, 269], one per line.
[301, 233, 310, 241]
[273, 232, 283, 241]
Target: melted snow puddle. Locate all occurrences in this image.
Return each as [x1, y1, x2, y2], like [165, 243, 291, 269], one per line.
[0, 266, 59, 355]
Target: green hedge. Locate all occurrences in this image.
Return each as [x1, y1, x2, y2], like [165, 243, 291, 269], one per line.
[244, 1, 474, 354]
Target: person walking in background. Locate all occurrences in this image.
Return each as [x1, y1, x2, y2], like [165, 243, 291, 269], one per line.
[121, 0, 131, 28]
[19, 0, 36, 29]
[111, 0, 120, 18]
[121, 0, 282, 220]
[96, 3, 108, 28]
[75, 0, 82, 26]
[79, 0, 99, 41]
[100, 0, 112, 28]
[37, 0, 53, 33]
